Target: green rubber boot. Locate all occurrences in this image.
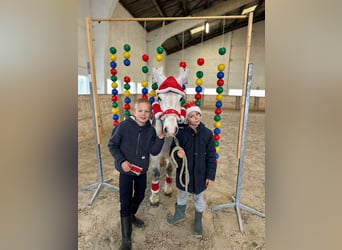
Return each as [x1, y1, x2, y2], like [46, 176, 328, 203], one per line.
[194, 211, 203, 237]
[166, 204, 186, 225]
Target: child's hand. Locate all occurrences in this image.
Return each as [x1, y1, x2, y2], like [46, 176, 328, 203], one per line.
[121, 160, 131, 172]
[177, 149, 185, 158]
[206, 179, 213, 187]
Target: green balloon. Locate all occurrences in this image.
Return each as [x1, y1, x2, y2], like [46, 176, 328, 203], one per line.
[215, 141, 220, 147]
[111, 75, 117, 82]
[124, 110, 131, 116]
[142, 66, 149, 73]
[214, 115, 221, 121]
[218, 47, 226, 55]
[110, 47, 117, 54]
[181, 98, 186, 106]
[216, 86, 223, 94]
[156, 46, 164, 54]
[196, 71, 204, 78]
[152, 83, 158, 90]
[123, 44, 131, 52]
[112, 102, 118, 108]
[124, 83, 130, 90]
[195, 100, 201, 107]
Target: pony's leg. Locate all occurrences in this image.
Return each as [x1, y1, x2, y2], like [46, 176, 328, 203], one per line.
[163, 158, 173, 196]
[149, 154, 161, 206]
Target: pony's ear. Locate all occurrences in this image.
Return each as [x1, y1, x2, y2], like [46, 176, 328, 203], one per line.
[153, 67, 166, 85]
[176, 67, 189, 86]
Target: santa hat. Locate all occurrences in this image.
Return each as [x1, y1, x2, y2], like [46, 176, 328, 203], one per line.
[153, 67, 188, 97]
[157, 76, 185, 96]
[184, 101, 202, 123]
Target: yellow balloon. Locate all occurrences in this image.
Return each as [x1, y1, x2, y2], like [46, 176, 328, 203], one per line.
[216, 146, 220, 153]
[218, 64, 225, 71]
[123, 51, 130, 59]
[156, 54, 163, 62]
[123, 90, 130, 97]
[150, 90, 156, 97]
[110, 54, 117, 61]
[111, 82, 118, 89]
[216, 94, 223, 101]
[195, 78, 203, 85]
[214, 121, 221, 128]
[112, 107, 119, 114]
[141, 80, 148, 87]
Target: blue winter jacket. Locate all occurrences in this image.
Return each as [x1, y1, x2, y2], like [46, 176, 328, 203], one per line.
[171, 122, 217, 194]
[108, 116, 164, 175]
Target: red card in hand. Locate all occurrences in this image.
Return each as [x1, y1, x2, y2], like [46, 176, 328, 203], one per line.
[130, 164, 142, 175]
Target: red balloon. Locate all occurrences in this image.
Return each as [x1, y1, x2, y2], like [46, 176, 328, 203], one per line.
[215, 108, 222, 115]
[217, 79, 224, 86]
[113, 120, 119, 126]
[213, 134, 220, 141]
[142, 54, 149, 62]
[195, 93, 202, 100]
[124, 103, 131, 110]
[179, 61, 187, 68]
[110, 68, 117, 75]
[197, 58, 205, 66]
[111, 95, 118, 102]
[123, 76, 130, 83]
[141, 94, 148, 99]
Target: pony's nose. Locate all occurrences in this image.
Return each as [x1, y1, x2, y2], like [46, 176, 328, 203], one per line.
[163, 126, 178, 137]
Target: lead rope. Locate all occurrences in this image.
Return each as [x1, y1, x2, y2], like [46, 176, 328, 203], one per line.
[170, 136, 189, 192]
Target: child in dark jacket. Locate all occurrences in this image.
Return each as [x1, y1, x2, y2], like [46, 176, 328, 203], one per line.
[108, 98, 164, 250]
[167, 101, 217, 237]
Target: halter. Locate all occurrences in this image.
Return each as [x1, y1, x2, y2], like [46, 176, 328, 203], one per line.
[159, 108, 182, 121]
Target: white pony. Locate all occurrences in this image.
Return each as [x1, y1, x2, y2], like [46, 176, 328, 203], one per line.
[149, 66, 188, 206]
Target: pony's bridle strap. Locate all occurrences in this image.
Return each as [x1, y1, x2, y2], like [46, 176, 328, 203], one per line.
[159, 108, 181, 120]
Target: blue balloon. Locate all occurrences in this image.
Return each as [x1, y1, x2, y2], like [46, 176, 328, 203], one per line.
[182, 84, 186, 90]
[215, 153, 219, 159]
[124, 97, 131, 103]
[217, 71, 224, 79]
[149, 97, 155, 103]
[214, 128, 221, 134]
[195, 86, 202, 92]
[124, 59, 131, 66]
[112, 89, 118, 95]
[110, 61, 117, 68]
[142, 88, 148, 94]
[215, 101, 222, 108]
[112, 114, 119, 120]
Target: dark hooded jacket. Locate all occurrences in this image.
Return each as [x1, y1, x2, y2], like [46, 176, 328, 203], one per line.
[171, 122, 217, 194]
[108, 116, 164, 175]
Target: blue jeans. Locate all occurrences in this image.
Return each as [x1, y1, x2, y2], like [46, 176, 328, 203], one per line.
[176, 189, 205, 212]
[119, 173, 147, 217]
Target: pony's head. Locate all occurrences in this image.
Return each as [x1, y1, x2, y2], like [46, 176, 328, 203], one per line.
[152, 67, 188, 137]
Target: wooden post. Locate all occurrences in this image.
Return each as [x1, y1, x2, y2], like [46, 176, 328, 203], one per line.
[237, 11, 253, 159]
[86, 16, 102, 144]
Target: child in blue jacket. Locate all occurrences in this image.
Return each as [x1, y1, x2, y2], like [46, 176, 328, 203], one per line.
[108, 98, 164, 250]
[167, 102, 217, 238]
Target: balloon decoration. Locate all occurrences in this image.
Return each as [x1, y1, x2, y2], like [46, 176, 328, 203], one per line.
[123, 44, 132, 116]
[213, 47, 226, 162]
[179, 60, 187, 106]
[194, 58, 205, 107]
[141, 53, 149, 99]
[109, 46, 120, 126]
[149, 46, 164, 103]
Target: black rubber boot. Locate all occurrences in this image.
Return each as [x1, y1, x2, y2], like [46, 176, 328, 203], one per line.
[194, 211, 203, 237]
[166, 203, 186, 224]
[119, 216, 132, 250]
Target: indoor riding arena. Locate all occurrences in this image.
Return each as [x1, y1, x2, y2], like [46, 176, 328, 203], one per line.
[78, 1, 265, 249]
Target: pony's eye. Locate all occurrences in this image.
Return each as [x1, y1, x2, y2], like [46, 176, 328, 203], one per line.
[157, 96, 161, 102]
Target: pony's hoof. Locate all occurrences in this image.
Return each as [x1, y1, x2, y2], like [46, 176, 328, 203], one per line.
[149, 194, 160, 207]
